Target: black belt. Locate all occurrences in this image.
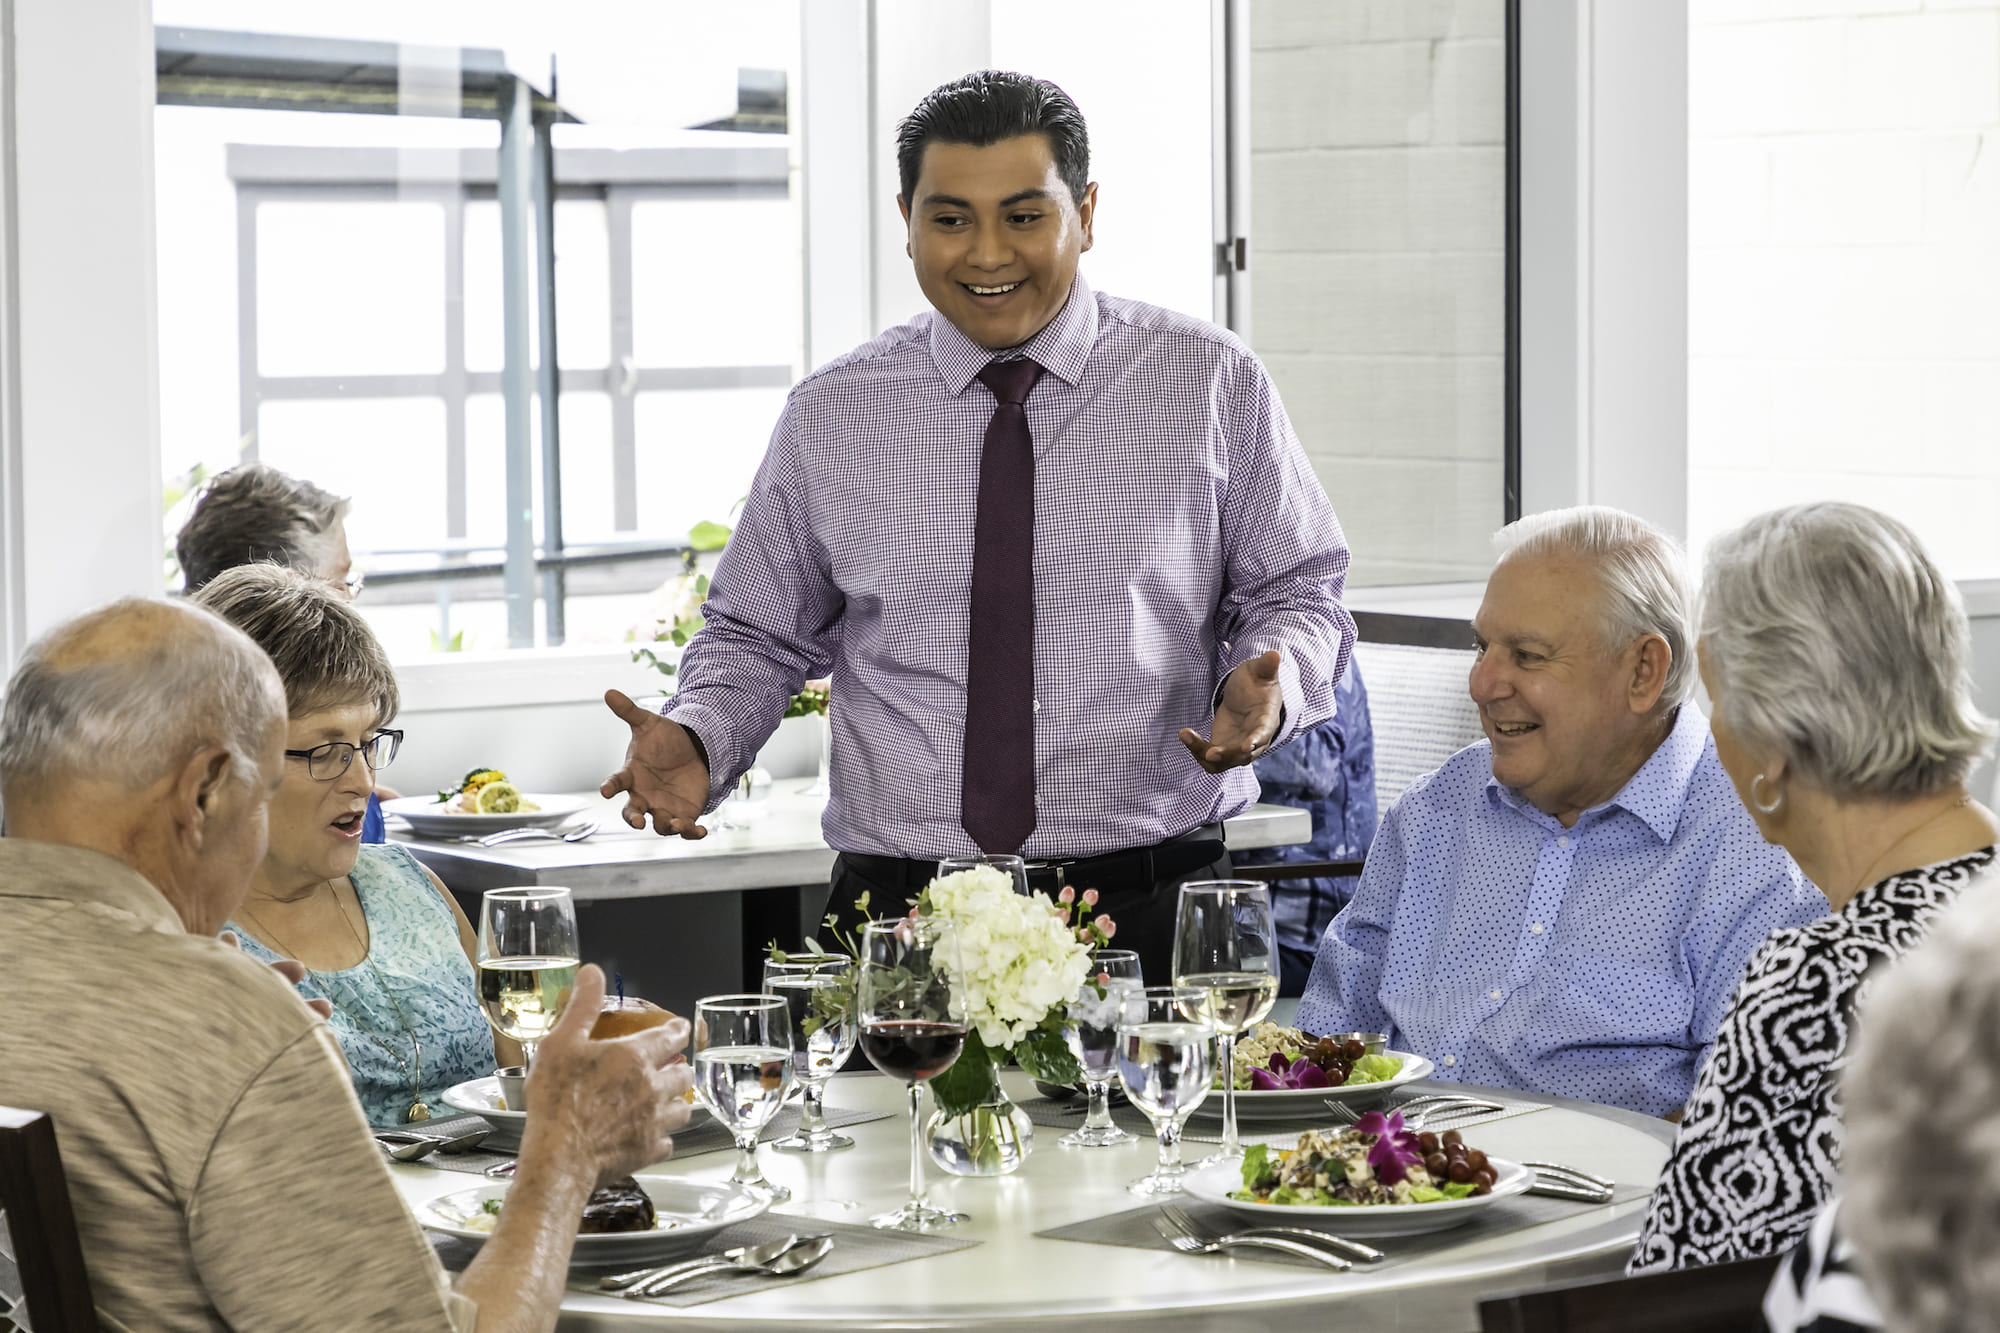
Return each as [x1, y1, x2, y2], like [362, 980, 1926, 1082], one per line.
[840, 824, 1226, 899]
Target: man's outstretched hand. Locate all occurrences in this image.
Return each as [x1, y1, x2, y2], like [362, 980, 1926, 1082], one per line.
[601, 689, 712, 839]
[1179, 649, 1284, 775]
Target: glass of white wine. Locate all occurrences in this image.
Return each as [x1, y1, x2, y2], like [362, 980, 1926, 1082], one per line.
[1172, 879, 1278, 1164]
[476, 887, 580, 1069]
[693, 993, 796, 1202]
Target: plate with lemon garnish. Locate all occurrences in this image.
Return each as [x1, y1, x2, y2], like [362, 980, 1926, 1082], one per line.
[383, 767, 590, 838]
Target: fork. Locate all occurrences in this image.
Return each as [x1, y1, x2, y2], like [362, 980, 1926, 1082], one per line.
[464, 821, 599, 847]
[1522, 1160, 1616, 1202]
[1162, 1203, 1384, 1264]
[1150, 1210, 1351, 1270]
[1321, 1094, 1501, 1127]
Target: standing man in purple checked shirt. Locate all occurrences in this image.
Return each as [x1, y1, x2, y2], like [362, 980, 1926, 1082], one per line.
[600, 71, 1355, 983]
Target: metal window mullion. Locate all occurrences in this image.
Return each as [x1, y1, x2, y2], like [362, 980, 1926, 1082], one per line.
[496, 76, 538, 648]
[445, 186, 468, 541]
[534, 112, 564, 644]
[236, 187, 261, 459]
[607, 185, 637, 533]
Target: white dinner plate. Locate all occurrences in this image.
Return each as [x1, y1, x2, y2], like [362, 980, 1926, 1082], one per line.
[440, 1076, 706, 1152]
[417, 1175, 768, 1268]
[382, 793, 591, 838]
[1185, 1154, 1533, 1237]
[1192, 1052, 1435, 1120]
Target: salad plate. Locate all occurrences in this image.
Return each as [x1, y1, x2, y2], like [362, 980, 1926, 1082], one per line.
[1185, 1154, 1532, 1237]
[383, 794, 591, 839]
[440, 1076, 707, 1152]
[1192, 1052, 1434, 1120]
[417, 1175, 767, 1268]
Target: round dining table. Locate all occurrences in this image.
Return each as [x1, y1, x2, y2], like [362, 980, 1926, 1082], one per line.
[390, 1070, 1675, 1332]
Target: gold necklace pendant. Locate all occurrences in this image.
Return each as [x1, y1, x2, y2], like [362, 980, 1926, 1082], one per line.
[408, 1101, 432, 1123]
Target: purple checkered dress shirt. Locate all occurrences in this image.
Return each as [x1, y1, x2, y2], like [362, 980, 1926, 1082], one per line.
[666, 277, 1355, 860]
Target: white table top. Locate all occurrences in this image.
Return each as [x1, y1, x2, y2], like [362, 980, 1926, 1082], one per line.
[396, 780, 1314, 899]
[390, 1071, 1672, 1331]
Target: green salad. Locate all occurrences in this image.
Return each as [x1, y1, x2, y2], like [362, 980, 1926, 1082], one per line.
[1222, 1022, 1404, 1091]
[1233, 1128, 1487, 1207]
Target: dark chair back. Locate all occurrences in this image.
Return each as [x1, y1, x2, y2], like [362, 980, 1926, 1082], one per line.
[1477, 1254, 1780, 1333]
[0, 1107, 100, 1332]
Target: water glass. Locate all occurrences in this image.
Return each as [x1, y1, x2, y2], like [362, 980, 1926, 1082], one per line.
[857, 917, 969, 1231]
[1060, 949, 1143, 1149]
[1172, 880, 1278, 1163]
[762, 955, 857, 1153]
[692, 993, 796, 1202]
[475, 887, 579, 1069]
[1116, 986, 1214, 1196]
[936, 854, 1029, 895]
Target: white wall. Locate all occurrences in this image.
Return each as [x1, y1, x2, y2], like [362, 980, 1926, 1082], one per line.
[7, 0, 161, 644]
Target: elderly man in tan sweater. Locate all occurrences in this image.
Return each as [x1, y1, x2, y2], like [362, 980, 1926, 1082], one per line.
[0, 598, 694, 1332]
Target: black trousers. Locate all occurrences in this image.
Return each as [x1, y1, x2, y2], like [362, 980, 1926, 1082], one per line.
[822, 829, 1231, 988]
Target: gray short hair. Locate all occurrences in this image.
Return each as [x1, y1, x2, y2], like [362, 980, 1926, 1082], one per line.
[1493, 506, 1695, 710]
[0, 598, 285, 796]
[1843, 871, 2000, 1332]
[192, 565, 398, 726]
[175, 463, 348, 593]
[1700, 503, 1993, 799]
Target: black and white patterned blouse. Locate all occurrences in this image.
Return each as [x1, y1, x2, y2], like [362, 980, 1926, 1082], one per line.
[1628, 847, 1996, 1274]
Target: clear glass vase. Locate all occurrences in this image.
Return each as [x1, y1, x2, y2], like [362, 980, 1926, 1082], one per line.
[924, 1088, 1035, 1176]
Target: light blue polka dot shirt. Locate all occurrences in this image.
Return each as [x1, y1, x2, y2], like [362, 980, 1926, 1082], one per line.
[1297, 705, 1827, 1116]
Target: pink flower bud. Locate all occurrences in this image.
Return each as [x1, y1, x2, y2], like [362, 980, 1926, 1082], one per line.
[1099, 917, 1117, 938]
[1081, 888, 1099, 907]
[1096, 971, 1110, 987]
[1058, 886, 1075, 904]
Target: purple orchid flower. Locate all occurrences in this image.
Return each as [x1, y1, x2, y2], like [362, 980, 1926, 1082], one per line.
[1248, 1051, 1331, 1091]
[1353, 1109, 1422, 1185]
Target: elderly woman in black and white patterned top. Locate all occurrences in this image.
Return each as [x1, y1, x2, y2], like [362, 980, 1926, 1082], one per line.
[1627, 501, 1997, 1275]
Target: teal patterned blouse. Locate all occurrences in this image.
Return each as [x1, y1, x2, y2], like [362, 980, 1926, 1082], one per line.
[227, 843, 497, 1127]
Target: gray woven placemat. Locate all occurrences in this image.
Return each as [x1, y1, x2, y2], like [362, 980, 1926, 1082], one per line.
[1021, 1087, 1549, 1146]
[1038, 1186, 1649, 1273]
[404, 1105, 897, 1175]
[558, 1211, 980, 1307]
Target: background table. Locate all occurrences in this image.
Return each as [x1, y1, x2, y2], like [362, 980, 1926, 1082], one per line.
[391, 1069, 1674, 1331]
[398, 780, 1311, 1004]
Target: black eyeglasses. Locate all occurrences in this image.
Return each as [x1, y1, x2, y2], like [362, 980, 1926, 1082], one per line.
[284, 729, 403, 781]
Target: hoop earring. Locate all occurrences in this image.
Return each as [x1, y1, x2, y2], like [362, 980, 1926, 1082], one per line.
[1750, 773, 1785, 816]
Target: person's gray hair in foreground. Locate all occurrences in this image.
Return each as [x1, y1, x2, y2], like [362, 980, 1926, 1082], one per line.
[1844, 875, 2000, 1332]
[0, 598, 695, 1333]
[1701, 501, 1994, 799]
[1493, 504, 1696, 711]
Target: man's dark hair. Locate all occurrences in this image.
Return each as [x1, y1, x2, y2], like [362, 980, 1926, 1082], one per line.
[896, 71, 1090, 208]
[175, 463, 349, 593]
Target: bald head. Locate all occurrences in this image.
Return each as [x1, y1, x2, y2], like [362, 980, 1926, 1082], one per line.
[0, 598, 286, 806]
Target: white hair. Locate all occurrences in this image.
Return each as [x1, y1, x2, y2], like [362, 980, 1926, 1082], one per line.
[1701, 503, 1993, 799]
[0, 598, 286, 797]
[1493, 506, 1695, 710]
[1844, 871, 2000, 1333]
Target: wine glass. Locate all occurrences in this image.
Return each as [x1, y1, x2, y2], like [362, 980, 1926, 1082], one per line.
[856, 916, 969, 1231]
[692, 993, 796, 1202]
[936, 854, 1029, 895]
[476, 887, 580, 1069]
[1059, 949, 1144, 1148]
[1172, 880, 1278, 1164]
[1116, 985, 1214, 1195]
[762, 955, 858, 1153]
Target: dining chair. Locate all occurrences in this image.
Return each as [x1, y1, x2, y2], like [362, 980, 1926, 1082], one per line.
[1476, 1253, 1781, 1333]
[0, 1106, 100, 1332]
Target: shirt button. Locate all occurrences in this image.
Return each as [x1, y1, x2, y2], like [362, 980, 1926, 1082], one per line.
[1557, 835, 1570, 848]
[1488, 989, 1503, 1000]
[1441, 1054, 1457, 1067]
[1033, 698, 1041, 713]
[1530, 923, 1545, 935]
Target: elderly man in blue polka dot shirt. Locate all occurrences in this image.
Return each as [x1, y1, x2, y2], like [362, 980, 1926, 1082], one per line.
[1298, 507, 1828, 1118]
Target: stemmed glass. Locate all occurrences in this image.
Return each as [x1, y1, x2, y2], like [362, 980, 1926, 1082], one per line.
[856, 917, 969, 1231]
[1116, 985, 1214, 1195]
[476, 887, 580, 1069]
[1060, 949, 1144, 1148]
[1172, 880, 1278, 1164]
[762, 955, 858, 1153]
[937, 854, 1029, 895]
[692, 993, 796, 1202]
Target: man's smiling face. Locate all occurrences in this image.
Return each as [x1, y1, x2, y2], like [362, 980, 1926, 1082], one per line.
[899, 133, 1096, 350]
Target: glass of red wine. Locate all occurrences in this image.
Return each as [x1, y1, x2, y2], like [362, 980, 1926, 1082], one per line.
[857, 915, 969, 1232]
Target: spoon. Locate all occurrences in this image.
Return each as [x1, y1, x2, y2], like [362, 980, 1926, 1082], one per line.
[634, 1234, 834, 1295]
[378, 1127, 491, 1154]
[463, 822, 599, 847]
[624, 1233, 810, 1296]
[375, 1136, 438, 1163]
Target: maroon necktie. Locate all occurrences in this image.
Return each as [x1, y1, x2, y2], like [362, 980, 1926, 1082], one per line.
[960, 357, 1044, 854]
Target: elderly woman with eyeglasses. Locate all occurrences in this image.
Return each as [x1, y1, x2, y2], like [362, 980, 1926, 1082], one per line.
[1628, 502, 1997, 1275]
[194, 565, 517, 1126]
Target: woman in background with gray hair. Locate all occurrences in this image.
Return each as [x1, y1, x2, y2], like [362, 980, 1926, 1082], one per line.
[1629, 501, 1995, 1274]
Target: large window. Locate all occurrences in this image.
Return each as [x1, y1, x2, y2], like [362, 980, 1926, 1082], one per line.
[1688, 0, 2000, 580]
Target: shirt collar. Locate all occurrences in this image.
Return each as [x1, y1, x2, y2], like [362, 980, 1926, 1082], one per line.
[0, 836, 187, 934]
[1486, 704, 1707, 843]
[928, 273, 1099, 396]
